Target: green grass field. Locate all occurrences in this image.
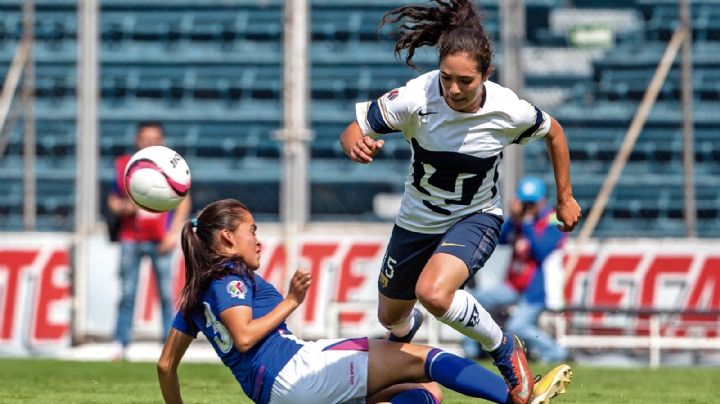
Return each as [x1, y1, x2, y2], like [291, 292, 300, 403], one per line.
[0, 358, 718, 403]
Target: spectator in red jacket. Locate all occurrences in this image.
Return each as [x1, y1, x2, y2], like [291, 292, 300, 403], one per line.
[107, 122, 191, 359]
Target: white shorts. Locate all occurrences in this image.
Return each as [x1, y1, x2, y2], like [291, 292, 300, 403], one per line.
[269, 337, 369, 404]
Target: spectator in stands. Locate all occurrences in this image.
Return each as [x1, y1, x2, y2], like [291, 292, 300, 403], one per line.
[157, 198, 572, 404]
[462, 176, 569, 363]
[108, 122, 191, 360]
[339, 1, 581, 402]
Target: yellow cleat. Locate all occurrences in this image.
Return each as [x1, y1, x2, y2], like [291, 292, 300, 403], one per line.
[530, 363, 573, 404]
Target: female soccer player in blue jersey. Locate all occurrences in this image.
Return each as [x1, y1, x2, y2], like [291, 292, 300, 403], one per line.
[339, 1, 581, 402]
[156, 199, 571, 404]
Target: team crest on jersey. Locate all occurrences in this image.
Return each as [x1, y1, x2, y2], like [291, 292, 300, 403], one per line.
[385, 89, 400, 100]
[226, 280, 247, 299]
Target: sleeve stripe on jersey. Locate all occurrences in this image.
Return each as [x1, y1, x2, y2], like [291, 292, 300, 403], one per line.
[377, 98, 396, 131]
[511, 106, 544, 144]
[367, 100, 398, 134]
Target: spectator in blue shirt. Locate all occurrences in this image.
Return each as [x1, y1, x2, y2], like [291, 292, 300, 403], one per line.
[463, 176, 569, 363]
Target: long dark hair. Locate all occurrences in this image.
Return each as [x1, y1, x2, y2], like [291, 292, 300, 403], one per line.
[380, 0, 493, 74]
[178, 199, 254, 314]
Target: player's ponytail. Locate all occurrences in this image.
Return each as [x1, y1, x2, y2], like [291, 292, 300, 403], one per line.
[380, 0, 493, 75]
[179, 220, 207, 315]
[178, 199, 255, 315]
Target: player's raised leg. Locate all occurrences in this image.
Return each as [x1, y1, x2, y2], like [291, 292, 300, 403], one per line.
[417, 253, 534, 404]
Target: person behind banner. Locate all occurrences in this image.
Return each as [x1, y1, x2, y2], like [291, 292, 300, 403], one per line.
[107, 122, 191, 360]
[156, 198, 572, 404]
[338, 1, 581, 402]
[462, 176, 569, 363]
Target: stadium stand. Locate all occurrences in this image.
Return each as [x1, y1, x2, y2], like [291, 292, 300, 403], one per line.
[0, 0, 718, 237]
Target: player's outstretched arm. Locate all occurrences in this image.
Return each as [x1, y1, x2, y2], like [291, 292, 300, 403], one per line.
[157, 328, 194, 404]
[158, 195, 192, 253]
[220, 269, 312, 352]
[544, 117, 581, 232]
[340, 121, 384, 164]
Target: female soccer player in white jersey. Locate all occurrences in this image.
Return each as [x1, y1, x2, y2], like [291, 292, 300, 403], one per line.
[339, 1, 581, 403]
[156, 199, 572, 404]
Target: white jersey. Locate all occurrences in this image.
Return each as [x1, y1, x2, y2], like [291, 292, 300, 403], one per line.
[355, 70, 551, 234]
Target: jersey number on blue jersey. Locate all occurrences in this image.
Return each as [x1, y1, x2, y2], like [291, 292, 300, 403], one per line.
[204, 302, 233, 353]
[410, 139, 500, 215]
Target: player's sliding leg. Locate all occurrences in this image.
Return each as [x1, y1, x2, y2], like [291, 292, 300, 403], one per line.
[367, 339, 511, 403]
[530, 364, 573, 404]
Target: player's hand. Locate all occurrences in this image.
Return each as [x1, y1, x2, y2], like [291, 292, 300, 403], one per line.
[556, 196, 581, 232]
[156, 234, 176, 254]
[287, 269, 312, 305]
[121, 199, 137, 216]
[350, 136, 384, 164]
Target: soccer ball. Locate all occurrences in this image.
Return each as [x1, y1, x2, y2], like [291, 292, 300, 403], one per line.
[123, 145, 191, 212]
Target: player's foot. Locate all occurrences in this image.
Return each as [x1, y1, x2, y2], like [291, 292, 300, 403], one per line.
[530, 364, 572, 404]
[386, 308, 424, 343]
[490, 334, 534, 404]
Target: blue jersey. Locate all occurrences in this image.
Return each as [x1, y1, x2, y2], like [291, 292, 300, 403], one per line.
[172, 274, 304, 404]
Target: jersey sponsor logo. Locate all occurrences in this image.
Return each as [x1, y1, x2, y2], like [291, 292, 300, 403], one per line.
[417, 110, 438, 117]
[226, 280, 247, 299]
[385, 89, 400, 101]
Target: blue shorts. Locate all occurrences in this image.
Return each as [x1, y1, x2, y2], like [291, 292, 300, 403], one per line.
[378, 212, 503, 300]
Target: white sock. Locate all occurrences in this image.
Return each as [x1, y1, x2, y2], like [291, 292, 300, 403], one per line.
[386, 311, 415, 338]
[438, 289, 503, 351]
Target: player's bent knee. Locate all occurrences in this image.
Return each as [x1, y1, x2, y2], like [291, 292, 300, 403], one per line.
[415, 285, 452, 317]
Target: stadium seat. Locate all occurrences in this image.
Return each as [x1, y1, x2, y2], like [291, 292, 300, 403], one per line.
[1, 0, 718, 234]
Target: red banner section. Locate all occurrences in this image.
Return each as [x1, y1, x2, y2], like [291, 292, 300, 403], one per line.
[564, 243, 720, 337]
[0, 241, 72, 351]
[1, 235, 719, 349]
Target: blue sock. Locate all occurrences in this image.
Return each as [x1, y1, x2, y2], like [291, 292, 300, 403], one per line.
[425, 348, 510, 404]
[390, 388, 438, 404]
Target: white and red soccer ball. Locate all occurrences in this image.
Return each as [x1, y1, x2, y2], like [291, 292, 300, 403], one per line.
[123, 145, 191, 212]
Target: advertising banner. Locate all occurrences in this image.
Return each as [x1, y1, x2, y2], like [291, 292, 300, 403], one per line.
[0, 234, 73, 355]
[1, 230, 719, 354]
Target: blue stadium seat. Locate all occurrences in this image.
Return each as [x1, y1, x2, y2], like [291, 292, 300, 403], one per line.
[1, 0, 718, 234]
